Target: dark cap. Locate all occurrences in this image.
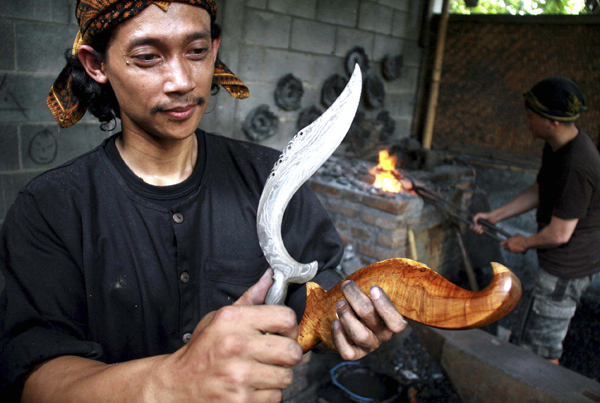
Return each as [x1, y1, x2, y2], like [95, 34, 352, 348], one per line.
[523, 76, 586, 122]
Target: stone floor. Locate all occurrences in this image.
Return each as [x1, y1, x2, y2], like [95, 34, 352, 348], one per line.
[300, 327, 462, 402]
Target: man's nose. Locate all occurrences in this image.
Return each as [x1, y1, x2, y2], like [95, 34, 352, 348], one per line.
[164, 57, 196, 94]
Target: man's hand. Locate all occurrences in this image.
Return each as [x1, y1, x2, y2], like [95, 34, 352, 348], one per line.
[471, 211, 498, 235]
[501, 234, 528, 253]
[332, 280, 407, 361]
[22, 269, 302, 403]
[471, 183, 540, 237]
[151, 269, 303, 403]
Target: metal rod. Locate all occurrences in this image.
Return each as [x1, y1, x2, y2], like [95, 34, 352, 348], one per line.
[474, 218, 513, 238]
[439, 205, 505, 243]
[455, 226, 479, 292]
[405, 177, 513, 240]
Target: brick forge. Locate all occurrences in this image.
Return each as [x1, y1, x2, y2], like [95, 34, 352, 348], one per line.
[309, 159, 477, 278]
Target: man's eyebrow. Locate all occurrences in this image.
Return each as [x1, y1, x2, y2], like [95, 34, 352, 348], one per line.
[185, 30, 212, 42]
[126, 30, 212, 49]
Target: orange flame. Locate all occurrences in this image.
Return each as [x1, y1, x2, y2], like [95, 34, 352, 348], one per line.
[369, 150, 402, 193]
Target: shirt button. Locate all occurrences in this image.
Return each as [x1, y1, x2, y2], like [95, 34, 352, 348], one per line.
[172, 213, 184, 224]
[180, 271, 190, 284]
[182, 333, 192, 343]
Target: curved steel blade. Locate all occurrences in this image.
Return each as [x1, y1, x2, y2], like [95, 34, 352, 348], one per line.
[258, 64, 363, 305]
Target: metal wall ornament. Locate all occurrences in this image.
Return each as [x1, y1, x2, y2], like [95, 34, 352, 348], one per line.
[297, 105, 323, 131]
[345, 46, 370, 77]
[242, 104, 279, 142]
[321, 74, 349, 108]
[382, 54, 404, 81]
[274, 73, 304, 111]
[344, 111, 366, 146]
[364, 75, 385, 109]
[376, 110, 396, 142]
[29, 128, 58, 165]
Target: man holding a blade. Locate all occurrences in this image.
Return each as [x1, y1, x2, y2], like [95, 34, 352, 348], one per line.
[472, 77, 600, 365]
[0, 1, 406, 402]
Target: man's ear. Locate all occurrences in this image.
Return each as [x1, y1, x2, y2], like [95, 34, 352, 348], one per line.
[549, 119, 561, 129]
[211, 36, 221, 62]
[78, 45, 109, 84]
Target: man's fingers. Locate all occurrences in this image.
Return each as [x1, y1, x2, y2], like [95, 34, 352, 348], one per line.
[183, 295, 301, 401]
[370, 287, 407, 334]
[340, 280, 384, 332]
[255, 305, 299, 339]
[245, 362, 295, 390]
[212, 305, 298, 340]
[472, 225, 484, 234]
[331, 319, 361, 361]
[472, 214, 489, 235]
[234, 268, 274, 306]
[251, 389, 285, 403]
[335, 299, 379, 351]
[217, 360, 294, 394]
[249, 334, 303, 367]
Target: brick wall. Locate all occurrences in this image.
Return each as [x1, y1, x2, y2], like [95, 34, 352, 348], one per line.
[309, 164, 476, 278]
[0, 0, 424, 224]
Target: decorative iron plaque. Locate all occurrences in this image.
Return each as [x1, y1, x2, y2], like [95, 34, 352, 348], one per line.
[364, 75, 385, 109]
[321, 74, 348, 108]
[382, 54, 403, 81]
[242, 104, 279, 142]
[297, 105, 323, 131]
[29, 128, 57, 165]
[345, 46, 370, 77]
[274, 73, 304, 111]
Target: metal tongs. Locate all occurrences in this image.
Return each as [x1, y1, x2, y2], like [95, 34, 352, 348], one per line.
[403, 176, 513, 243]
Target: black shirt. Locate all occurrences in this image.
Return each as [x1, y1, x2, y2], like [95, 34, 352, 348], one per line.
[0, 130, 343, 397]
[105, 131, 207, 208]
[536, 130, 600, 278]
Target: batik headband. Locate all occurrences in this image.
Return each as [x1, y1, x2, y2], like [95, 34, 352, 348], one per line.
[523, 76, 586, 122]
[47, 0, 249, 128]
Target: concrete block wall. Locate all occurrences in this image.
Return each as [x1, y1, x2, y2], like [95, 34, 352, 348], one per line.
[0, 0, 425, 224]
[205, 0, 424, 153]
[0, 0, 118, 225]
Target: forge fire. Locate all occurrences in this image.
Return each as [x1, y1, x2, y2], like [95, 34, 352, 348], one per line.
[369, 150, 403, 193]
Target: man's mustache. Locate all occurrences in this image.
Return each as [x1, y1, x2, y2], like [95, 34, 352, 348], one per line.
[151, 96, 206, 114]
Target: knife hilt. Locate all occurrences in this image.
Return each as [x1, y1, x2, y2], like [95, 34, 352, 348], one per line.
[297, 258, 522, 352]
[265, 260, 318, 305]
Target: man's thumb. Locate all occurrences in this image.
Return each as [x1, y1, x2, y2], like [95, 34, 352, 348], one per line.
[234, 268, 274, 306]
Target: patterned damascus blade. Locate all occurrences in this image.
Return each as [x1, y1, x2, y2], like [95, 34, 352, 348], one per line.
[258, 65, 362, 305]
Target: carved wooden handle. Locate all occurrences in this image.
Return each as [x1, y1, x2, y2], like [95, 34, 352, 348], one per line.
[297, 258, 522, 352]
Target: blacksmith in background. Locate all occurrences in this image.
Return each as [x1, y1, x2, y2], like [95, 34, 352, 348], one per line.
[0, 1, 407, 402]
[472, 76, 600, 365]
